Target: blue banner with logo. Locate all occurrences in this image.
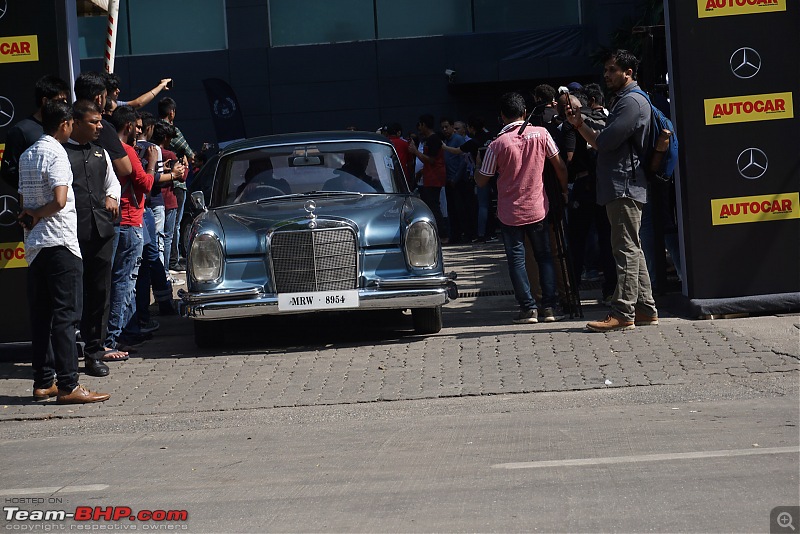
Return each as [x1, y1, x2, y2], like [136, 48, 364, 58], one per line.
[202, 78, 246, 144]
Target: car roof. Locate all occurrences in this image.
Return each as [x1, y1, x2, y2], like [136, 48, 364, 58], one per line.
[220, 131, 392, 156]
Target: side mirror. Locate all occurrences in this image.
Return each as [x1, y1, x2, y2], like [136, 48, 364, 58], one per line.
[191, 190, 207, 212]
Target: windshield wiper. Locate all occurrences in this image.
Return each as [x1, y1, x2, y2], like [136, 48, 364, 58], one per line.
[256, 191, 363, 204]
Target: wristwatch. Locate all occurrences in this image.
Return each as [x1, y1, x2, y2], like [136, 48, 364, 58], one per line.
[106, 194, 119, 202]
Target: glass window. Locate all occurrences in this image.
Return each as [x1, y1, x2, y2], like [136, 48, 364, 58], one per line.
[217, 142, 404, 207]
[77, 0, 226, 59]
[269, 0, 375, 47]
[128, 0, 226, 55]
[376, 0, 472, 39]
[473, 0, 580, 33]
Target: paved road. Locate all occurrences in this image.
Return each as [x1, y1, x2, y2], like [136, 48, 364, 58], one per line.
[1, 242, 797, 532]
[1, 242, 797, 420]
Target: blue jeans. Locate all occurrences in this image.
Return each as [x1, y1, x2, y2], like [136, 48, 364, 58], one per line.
[106, 225, 143, 348]
[163, 207, 177, 274]
[500, 219, 557, 310]
[152, 204, 165, 265]
[476, 185, 490, 238]
[131, 209, 173, 331]
[170, 187, 186, 267]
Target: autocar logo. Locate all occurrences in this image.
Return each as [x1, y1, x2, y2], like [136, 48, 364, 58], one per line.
[0, 195, 20, 226]
[730, 47, 761, 79]
[737, 147, 768, 180]
[0, 95, 14, 128]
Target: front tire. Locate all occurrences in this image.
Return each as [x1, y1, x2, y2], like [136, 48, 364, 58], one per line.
[411, 306, 442, 334]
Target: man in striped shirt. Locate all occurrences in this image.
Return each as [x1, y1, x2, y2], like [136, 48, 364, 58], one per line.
[476, 92, 568, 325]
[18, 99, 110, 404]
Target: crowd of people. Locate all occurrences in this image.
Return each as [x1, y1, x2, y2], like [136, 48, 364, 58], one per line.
[3, 72, 202, 404]
[389, 49, 676, 330]
[6, 48, 677, 404]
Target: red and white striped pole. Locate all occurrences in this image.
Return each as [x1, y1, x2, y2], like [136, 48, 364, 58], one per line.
[104, 0, 120, 73]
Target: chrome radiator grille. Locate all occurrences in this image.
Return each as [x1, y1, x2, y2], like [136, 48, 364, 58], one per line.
[270, 228, 358, 293]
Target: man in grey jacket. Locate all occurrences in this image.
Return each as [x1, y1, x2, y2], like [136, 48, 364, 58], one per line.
[566, 49, 659, 332]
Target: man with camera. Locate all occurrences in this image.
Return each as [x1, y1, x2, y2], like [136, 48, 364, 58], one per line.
[18, 99, 110, 404]
[565, 49, 659, 332]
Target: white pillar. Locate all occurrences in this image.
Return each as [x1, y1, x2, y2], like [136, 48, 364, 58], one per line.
[104, 0, 119, 73]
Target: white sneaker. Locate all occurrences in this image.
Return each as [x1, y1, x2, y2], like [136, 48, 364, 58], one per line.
[168, 276, 185, 286]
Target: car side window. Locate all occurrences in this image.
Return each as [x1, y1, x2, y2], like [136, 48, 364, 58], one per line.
[222, 160, 248, 205]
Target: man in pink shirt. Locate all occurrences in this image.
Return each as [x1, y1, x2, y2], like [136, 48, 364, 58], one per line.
[476, 92, 568, 324]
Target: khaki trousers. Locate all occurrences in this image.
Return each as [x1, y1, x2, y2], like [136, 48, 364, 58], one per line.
[605, 197, 657, 321]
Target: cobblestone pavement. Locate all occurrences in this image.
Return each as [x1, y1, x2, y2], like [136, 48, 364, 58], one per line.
[1, 242, 797, 421]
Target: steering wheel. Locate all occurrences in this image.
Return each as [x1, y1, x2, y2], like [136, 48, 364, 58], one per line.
[246, 185, 286, 201]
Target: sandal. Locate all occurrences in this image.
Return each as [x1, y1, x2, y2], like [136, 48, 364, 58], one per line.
[101, 349, 130, 362]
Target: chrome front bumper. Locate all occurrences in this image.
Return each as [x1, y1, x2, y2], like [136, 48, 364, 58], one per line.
[179, 277, 458, 321]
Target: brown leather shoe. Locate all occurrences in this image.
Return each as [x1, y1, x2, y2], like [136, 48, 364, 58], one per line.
[634, 310, 659, 326]
[586, 314, 635, 332]
[33, 383, 58, 401]
[56, 385, 110, 404]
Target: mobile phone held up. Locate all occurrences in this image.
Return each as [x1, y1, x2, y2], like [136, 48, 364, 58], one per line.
[166, 79, 173, 90]
[19, 213, 34, 230]
[558, 86, 573, 115]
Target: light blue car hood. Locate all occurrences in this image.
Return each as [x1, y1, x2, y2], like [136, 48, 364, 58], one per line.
[209, 194, 423, 256]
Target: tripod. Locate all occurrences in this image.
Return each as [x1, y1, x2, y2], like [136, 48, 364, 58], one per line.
[544, 165, 584, 319]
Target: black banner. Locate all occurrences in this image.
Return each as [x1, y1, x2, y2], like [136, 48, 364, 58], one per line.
[665, 0, 800, 311]
[202, 78, 246, 144]
[0, 1, 74, 342]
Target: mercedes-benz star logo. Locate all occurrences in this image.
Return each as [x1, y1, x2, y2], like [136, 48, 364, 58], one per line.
[730, 47, 761, 79]
[737, 147, 768, 180]
[304, 199, 316, 217]
[0, 96, 15, 128]
[0, 195, 20, 227]
[0, 1, 8, 21]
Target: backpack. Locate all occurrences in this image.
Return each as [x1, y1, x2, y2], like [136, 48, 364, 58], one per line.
[630, 88, 679, 183]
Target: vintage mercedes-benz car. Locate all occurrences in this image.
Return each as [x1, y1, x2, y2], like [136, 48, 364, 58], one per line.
[179, 131, 457, 347]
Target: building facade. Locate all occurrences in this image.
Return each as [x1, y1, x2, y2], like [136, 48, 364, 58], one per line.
[78, 0, 645, 147]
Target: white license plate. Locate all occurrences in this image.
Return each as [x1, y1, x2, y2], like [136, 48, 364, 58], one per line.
[277, 290, 360, 312]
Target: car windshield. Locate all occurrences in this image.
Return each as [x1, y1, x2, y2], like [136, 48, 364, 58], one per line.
[214, 141, 407, 207]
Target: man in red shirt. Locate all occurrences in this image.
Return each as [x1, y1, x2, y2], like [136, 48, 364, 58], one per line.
[408, 114, 447, 241]
[385, 123, 414, 190]
[476, 92, 568, 324]
[105, 106, 156, 351]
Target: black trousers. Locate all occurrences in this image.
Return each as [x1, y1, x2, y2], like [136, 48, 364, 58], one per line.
[28, 246, 83, 392]
[78, 231, 114, 359]
[567, 200, 616, 299]
[420, 186, 445, 238]
[445, 180, 477, 243]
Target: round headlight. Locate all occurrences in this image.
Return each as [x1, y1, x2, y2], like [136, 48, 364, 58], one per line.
[405, 221, 438, 268]
[190, 233, 223, 282]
